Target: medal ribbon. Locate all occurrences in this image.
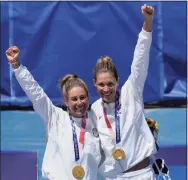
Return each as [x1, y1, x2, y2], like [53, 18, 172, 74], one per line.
[69, 114, 86, 162]
[102, 90, 121, 144]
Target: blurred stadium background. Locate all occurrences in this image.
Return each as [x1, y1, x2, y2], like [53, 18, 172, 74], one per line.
[1, 1, 187, 180]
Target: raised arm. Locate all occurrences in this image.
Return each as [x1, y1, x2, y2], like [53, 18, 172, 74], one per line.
[129, 4, 154, 95]
[6, 46, 55, 129]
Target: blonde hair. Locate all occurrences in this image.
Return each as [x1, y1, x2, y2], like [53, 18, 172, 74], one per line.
[93, 56, 118, 81]
[59, 74, 89, 101]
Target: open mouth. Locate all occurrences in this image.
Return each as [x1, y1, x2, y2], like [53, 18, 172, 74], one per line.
[75, 106, 86, 112]
[102, 92, 112, 98]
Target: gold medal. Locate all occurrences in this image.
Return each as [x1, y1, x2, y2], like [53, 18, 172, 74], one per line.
[112, 148, 125, 161]
[72, 165, 85, 179]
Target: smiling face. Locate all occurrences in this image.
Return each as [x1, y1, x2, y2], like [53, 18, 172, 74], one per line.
[93, 56, 119, 103]
[65, 86, 89, 118]
[94, 72, 119, 103]
[59, 74, 89, 118]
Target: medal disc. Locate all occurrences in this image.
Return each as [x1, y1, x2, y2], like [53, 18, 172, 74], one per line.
[112, 148, 125, 161]
[72, 165, 85, 179]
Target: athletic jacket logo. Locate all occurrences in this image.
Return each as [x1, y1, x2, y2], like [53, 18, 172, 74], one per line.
[92, 128, 99, 137]
[99, 116, 102, 119]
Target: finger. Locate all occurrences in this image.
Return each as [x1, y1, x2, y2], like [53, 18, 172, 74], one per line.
[5, 50, 9, 56]
[6, 49, 12, 56]
[5, 52, 13, 61]
[146, 6, 153, 11]
[145, 6, 154, 15]
[12, 46, 19, 52]
[146, 5, 154, 11]
[8, 47, 13, 53]
[9, 46, 15, 50]
[141, 4, 146, 11]
[9, 49, 15, 57]
[142, 4, 149, 13]
[12, 45, 18, 49]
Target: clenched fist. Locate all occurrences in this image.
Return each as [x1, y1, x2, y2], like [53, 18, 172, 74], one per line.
[141, 4, 154, 32]
[6, 46, 20, 69]
[141, 4, 154, 21]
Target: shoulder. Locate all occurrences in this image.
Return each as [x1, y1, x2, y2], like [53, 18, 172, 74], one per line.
[91, 98, 102, 110]
[54, 105, 68, 114]
[52, 106, 70, 125]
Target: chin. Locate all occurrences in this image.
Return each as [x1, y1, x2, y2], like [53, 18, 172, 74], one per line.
[102, 96, 113, 103]
[102, 98, 111, 103]
[74, 114, 83, 118]
[75, 111, 87, 118]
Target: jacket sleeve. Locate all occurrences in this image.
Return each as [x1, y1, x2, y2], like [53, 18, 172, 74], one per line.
[127, 28, 152, 97]
[14, 65, 56, 132]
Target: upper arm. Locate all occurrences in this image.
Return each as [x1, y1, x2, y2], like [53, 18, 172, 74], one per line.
[129, 29, 152, 96]
[14, 65, 56, 129]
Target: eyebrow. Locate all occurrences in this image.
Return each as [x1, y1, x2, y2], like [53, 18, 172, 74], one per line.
[97, 81, 115, 85]
[70, 95, 87, 99]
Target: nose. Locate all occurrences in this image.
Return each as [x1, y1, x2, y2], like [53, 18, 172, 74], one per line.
[77, 99, 83, 107]
[103, 85, 110, 92]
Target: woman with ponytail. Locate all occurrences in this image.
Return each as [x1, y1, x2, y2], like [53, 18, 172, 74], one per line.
[6, 46, 102, 180]
[91, 4, 165, 180]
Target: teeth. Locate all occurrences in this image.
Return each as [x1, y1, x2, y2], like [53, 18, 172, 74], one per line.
[103, 93, 111, 96]
[76, 107, 84, 110]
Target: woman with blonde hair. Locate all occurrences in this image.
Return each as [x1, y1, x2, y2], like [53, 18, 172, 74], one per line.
[91, 4, 167, 180]
[6, 46, 101, 180]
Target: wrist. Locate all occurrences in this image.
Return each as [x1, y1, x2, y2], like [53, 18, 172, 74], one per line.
[11, 61, 21, 69]
[143, 21, 153, 32]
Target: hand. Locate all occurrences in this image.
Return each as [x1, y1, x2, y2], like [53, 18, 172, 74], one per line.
[141, 4, 154, 21]
[6, 46, 21, 68]
[141, 4, 154, 32]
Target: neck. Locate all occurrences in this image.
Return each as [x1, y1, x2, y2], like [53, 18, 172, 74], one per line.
[70, 113, 87, 119]
[102, 96, 116, 104]
[102, 100, 114, 104]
